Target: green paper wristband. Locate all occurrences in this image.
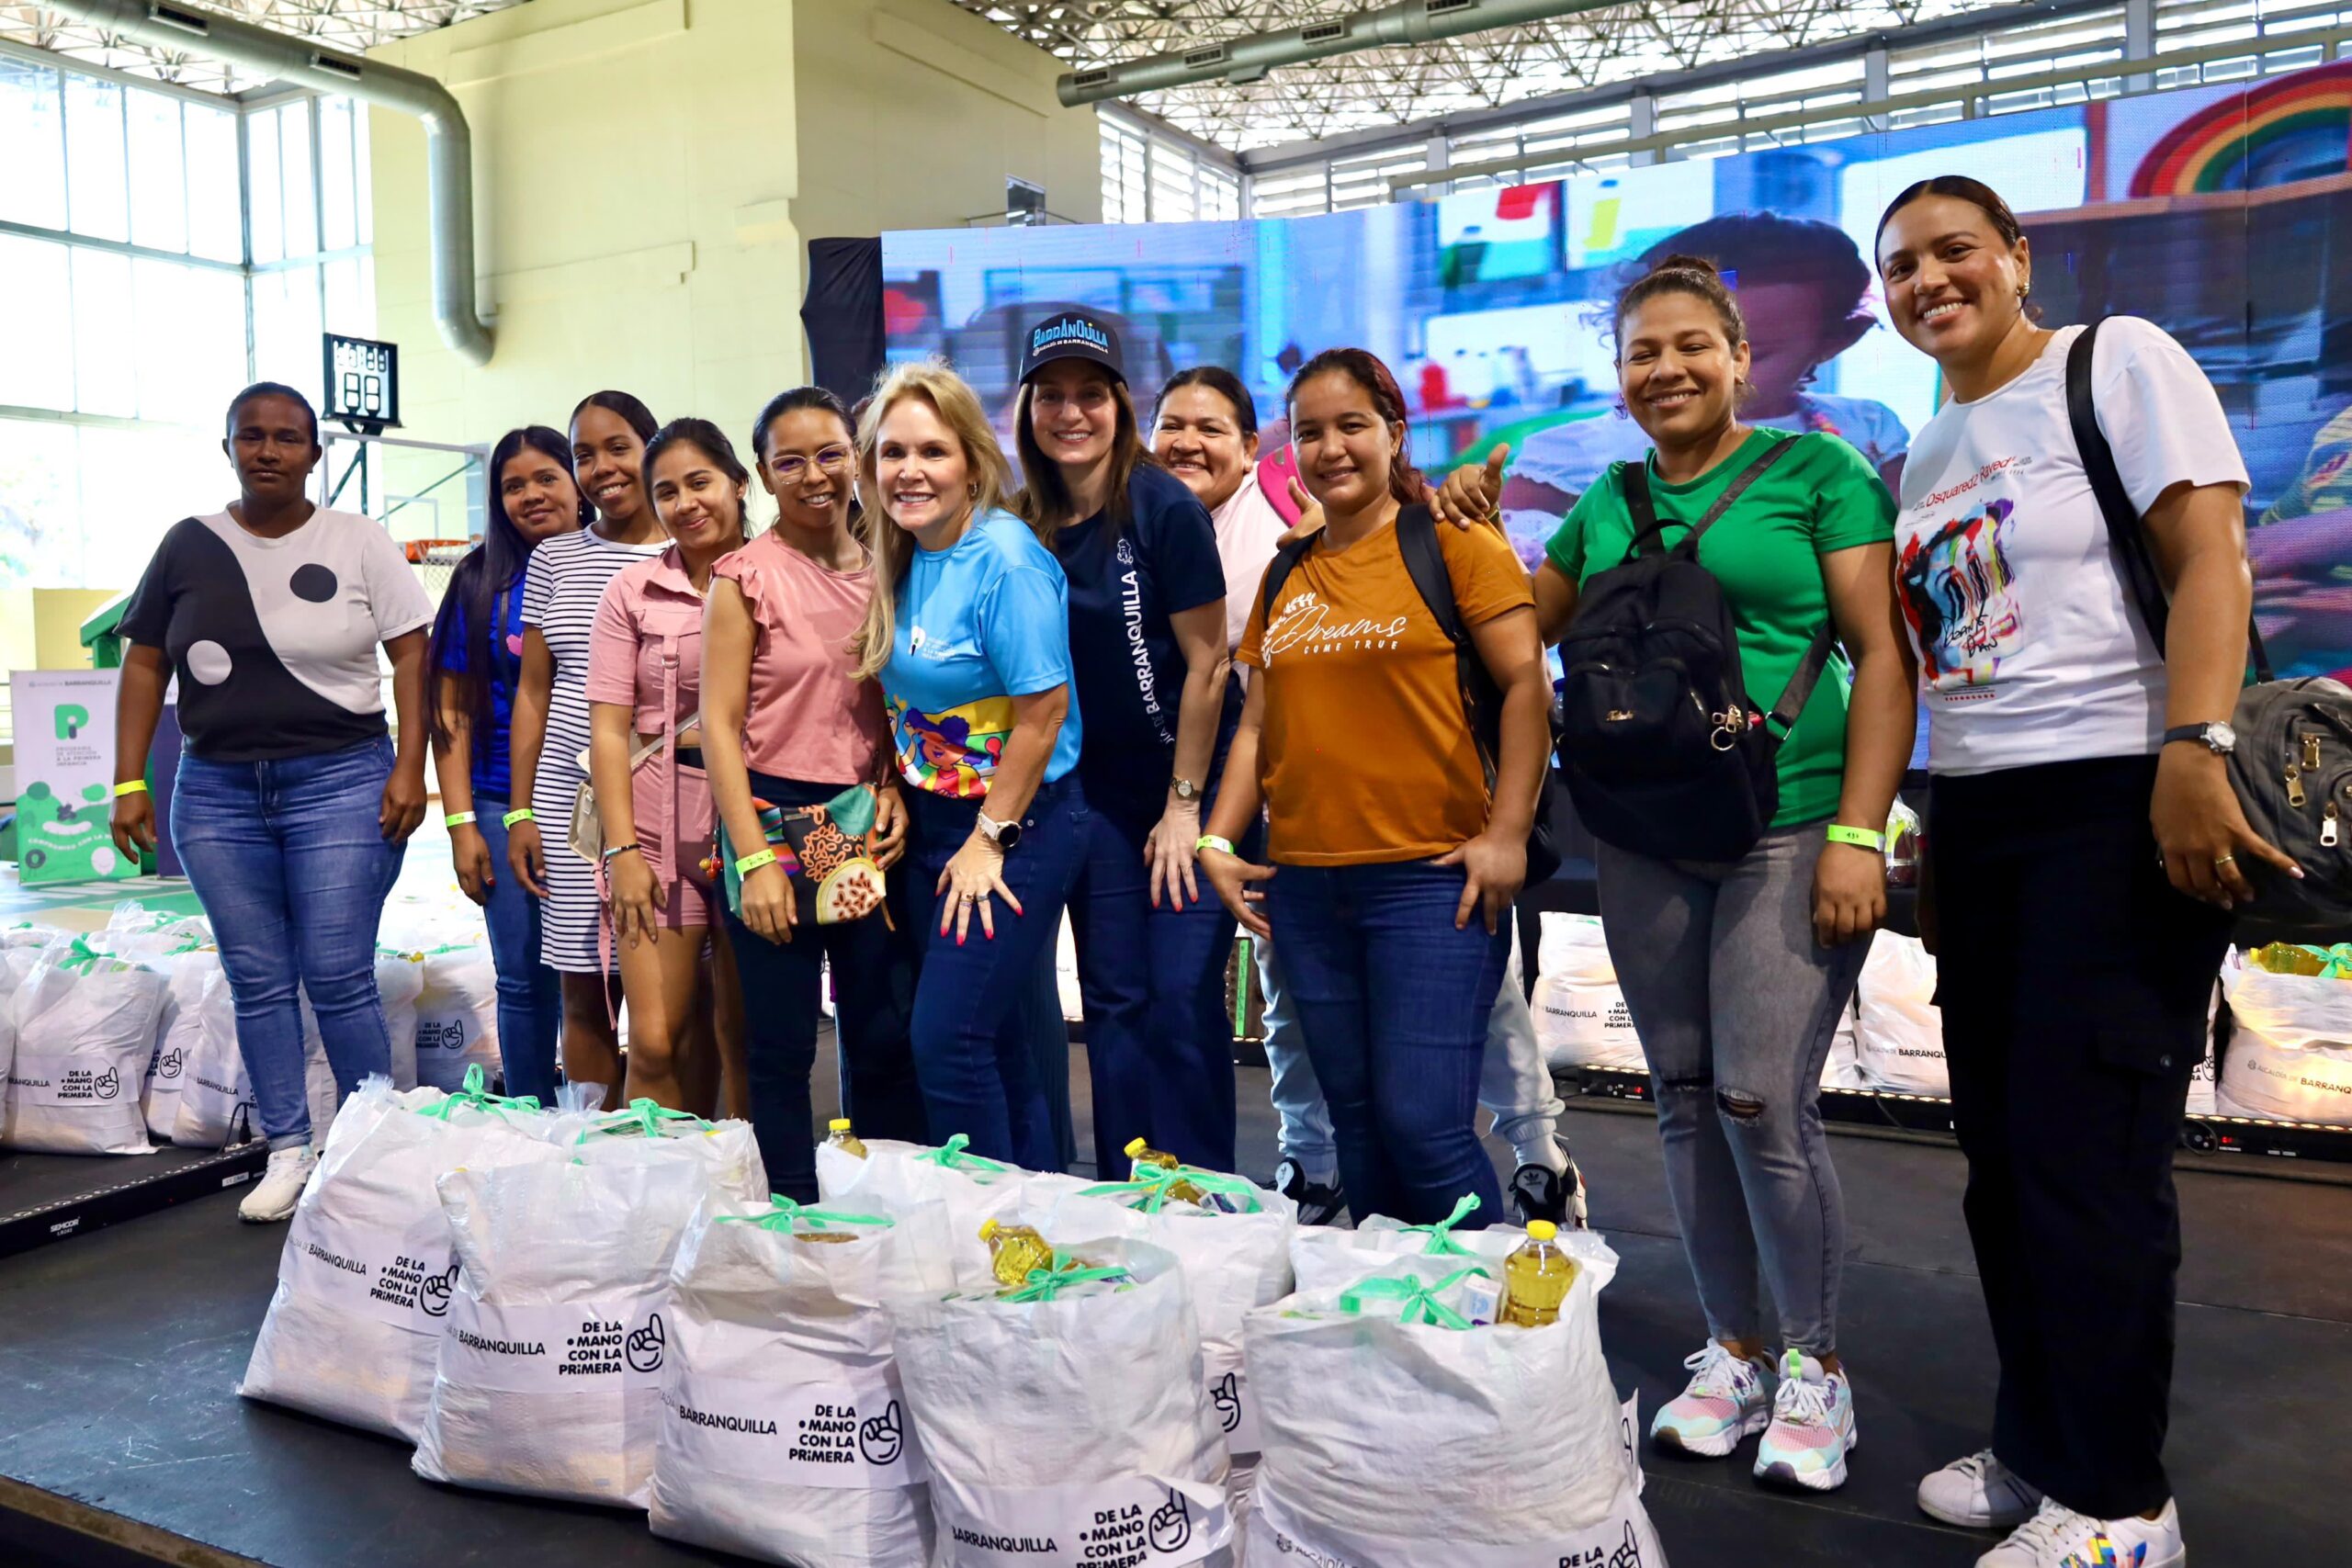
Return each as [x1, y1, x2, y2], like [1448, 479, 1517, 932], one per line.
[1825, 824, 1886, 852]
[502, 807, 536, 829]
[444, 811, 477, 829]
[735, 848, 778, 876]
[1195, 833, 1237, 857]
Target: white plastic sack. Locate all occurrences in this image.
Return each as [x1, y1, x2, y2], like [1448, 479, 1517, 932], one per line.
[819, 1136, 1086, 1291]
[3, 950, 164, 1155]
[575, 1102, 770, 1205]
[2219, 964, 2352, 1124]
[2186, 974, 2223, 1118]
[1243, 1241, 1662, 1568]
[1855, 931, 1949, 1096]
[174, 964, 258, 1148]
[892, 1238, 1235, 1567]
[1532, 913, 1644, 1071]
[1035, 1177, 1296, 1461]
[143, 951, 220, 1139]
[413, 1153, 712, 1506]
[300, 953, 428, 1138]
[1289, 1201, 1529, 1297]
[413, 944, 499, 1092]
[240, 1080, 563, 1440]
[1056, 914, 1082, 1023]
[0, 942, 49, 1089]
[1822, 999, 1866, 1091]
[649, 1196, 956, 1566]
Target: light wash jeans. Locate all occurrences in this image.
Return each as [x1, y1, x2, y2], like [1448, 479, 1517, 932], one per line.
[173, 736, 405, 1150]
[1596, 824, 1865, 1355]
[1260, 921, 1564, 1183]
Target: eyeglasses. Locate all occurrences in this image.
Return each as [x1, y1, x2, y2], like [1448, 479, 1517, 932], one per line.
[770, 446, 853, 484]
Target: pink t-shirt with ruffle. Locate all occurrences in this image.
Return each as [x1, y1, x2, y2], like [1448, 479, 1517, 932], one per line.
[710, 530, 884, 785]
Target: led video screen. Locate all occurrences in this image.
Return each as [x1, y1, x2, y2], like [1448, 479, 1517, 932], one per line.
[883, 62, 2352, 681]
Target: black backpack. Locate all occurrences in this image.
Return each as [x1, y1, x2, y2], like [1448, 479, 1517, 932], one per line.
[1261, 505, 1563, 884]
[2069, 318, 2352, 930]
[1555, 436, 1833, 863]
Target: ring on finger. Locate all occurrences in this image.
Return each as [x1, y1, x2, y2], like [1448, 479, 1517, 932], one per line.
[2215, 853, 2237, 867]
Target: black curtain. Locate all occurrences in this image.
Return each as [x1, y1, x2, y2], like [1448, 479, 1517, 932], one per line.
[801, 237, 886, 404]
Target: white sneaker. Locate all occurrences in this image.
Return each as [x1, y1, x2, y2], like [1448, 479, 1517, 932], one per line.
[1650, 1341, 1774, 1457]
[1978, 1495, 2185, 1568]
[1920, 1449, 2044, 1529]
[238, 1144, 316, 1223]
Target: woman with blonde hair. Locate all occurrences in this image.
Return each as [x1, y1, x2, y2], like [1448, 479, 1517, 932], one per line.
[854, 360, 1088, 1169]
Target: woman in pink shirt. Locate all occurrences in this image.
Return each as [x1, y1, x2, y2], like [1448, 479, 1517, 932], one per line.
[584, 417, 749, 1111]
[701, 387, 923, 1200]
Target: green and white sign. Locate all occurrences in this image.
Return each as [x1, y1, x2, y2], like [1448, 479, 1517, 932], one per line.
[11, 669, 138, 886]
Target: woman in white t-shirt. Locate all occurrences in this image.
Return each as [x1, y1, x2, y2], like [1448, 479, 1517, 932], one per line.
[1874, 175, 2292, 1568]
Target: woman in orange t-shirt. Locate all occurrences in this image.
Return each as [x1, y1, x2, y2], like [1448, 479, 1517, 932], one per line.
[1199, 348, 1551, 1226]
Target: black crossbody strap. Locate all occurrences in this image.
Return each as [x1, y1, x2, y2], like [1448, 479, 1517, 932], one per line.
[2066, 319, 2273, 684]
[1621, 435, 1800, 559]
[1258, 535, 1316, 620]
[1761, 625, 1839, 745]
[1394, 506, 1489, 775]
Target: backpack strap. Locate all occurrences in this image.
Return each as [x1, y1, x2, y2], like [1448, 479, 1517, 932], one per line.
[1620, 435, 1801, 560]
[1258, 534, 1317, 621]
[1395, 505, 1502, 786]
[2066, 318, 2273, 683]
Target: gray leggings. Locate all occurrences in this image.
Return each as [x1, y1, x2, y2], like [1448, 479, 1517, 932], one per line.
[1597, 824, 1866, 1355]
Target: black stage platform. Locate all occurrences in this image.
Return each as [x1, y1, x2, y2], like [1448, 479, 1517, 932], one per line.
[3, 1065, 2347, 1568]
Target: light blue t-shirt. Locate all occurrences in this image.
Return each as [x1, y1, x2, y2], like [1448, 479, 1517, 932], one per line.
[883, 507, 1084, 798]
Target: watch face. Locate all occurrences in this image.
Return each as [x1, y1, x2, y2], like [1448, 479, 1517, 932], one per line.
[996, 820, 1023, 852]
[1172, 778, 1197, 800]
[2210, 722, 2237, 751]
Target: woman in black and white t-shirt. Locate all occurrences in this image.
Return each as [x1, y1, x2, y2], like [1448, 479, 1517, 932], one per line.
[111, 381, 435, 1224]
[1875, 177, 2291, 1568]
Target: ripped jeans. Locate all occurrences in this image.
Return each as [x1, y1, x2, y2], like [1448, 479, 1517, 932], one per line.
[1597, 824, 1866, 1355]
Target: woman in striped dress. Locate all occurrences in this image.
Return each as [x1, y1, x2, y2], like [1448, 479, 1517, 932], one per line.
[506, 390, 666, 1102]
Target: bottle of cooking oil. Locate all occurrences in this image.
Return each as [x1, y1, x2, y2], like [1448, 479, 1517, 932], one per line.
[1498, 1221, 1577, 1328]
[825, 1118, 868, 1157]
[1125, 1136, 1208, 1204]
[978, 1218, 1055, 1289]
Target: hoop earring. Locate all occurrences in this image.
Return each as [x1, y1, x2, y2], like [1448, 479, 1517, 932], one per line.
[967, 483, 979, 501]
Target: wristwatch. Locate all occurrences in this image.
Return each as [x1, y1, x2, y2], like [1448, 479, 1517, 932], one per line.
[976, 811, 1023, 852]
[2163, 721, 2236, 756]
[1170, 775, 1200, 803]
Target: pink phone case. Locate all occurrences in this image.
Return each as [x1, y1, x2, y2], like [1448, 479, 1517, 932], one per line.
[1259, 446, 1305, 526]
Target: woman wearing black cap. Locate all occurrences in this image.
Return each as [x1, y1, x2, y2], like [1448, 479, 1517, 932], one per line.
[1012, 310, 1241, 1178]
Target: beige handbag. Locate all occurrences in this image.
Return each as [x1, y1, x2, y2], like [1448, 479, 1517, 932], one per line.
[567, 709, 698, 865]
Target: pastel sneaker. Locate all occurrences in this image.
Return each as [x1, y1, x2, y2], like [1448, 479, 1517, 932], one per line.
[238, 1144, 317, 1224]
[1650, 1341, 1773, 1457]
[1977, 1496, 2185, 1568]
[1754, 1348, 1857, 1492]
[1920, 1450, 2044, 1529]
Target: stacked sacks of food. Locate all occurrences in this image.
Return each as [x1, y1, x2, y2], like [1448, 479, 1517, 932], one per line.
[891, 1225, 1237, 1567]
[239, 1068, 572, 1440]
[2220, 942, 2352, 1124]
[818, 1133, 1086, 1290]
[1531, 913, 1644, 1072]
[2, 937, 167, 1155]
[1030, 1151, 1297, 1481]
[174, 963, 258, 1147]
[411, 1099, 767, 1506]
[300, 949, 427, 1138]
[1855, 931, 1948, 1096]
[410, 942, 501, 1093]
[1245, 1209, 1659, 1565]
[649, 1192, 955, 1567]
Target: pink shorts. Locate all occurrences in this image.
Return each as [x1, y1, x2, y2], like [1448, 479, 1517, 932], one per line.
[627, 756, 715, 931]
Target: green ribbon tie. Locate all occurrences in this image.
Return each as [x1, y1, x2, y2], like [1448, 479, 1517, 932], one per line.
[1336, 1265, 1494, 1330]
[1001, 1259, 1131, 1302]
[578, 1097, 712, 1144]
[721, 1194, 895, 1233]
[914, 1133, 1012, 1174]
[1080, 1166, 1263, 1214]
[1396, 1193, 1483, 1256]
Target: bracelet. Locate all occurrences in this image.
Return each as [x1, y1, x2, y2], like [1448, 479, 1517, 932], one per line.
[734, 848, 778, 875]
[502, 807, 536, 829]
[601, 841, 639, 862]
[1195, 833, 1237, 857]
[112, 779, 148, 798]
[1825, 824, 1887, 852]
[444, 811, 476, 828]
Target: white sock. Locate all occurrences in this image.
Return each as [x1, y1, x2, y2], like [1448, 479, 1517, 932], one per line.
[1511, 1132, 1568, 1177]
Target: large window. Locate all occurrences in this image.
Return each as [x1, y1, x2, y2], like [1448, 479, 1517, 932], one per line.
[0, 57, 375, 591]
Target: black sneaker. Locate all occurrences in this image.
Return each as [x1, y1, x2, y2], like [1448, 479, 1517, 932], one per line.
[1274, 1157, 1347, 1226]
[1508, 1140, 1589, 1230]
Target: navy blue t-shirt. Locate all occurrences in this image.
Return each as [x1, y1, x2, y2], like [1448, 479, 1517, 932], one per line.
[1052, 462, 1234, 814]
[437, 571, 526, 802]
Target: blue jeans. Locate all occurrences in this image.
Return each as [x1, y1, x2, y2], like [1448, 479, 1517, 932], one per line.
[1070, 795, 1250, 1177]
[722, 773, 929, 1201]
[173, 737, 406, 1149]
[1261, 857, 1508, 1227]
[476, 797, 562, 1106]
[902, 775, 1089, 1171]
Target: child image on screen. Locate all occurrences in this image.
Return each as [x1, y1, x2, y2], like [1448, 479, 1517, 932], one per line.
[2250, 401, 2352, 681]
[1500, 213, 1910, 536]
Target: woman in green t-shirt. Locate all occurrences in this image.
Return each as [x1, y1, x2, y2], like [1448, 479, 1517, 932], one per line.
[1442, 254, 1916, 1497]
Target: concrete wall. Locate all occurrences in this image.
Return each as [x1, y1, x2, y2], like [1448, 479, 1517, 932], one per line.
[367, 0, 1096, 485]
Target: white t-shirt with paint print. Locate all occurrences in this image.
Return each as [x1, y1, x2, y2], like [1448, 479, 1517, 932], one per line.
[1894, 318, 2247, 776]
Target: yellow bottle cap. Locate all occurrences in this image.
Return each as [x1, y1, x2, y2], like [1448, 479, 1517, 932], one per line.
[1125, 1136, 1151, 1157]
[829, 1118, 853, 1132]
[1526, 1220, 1558, 1241]
[978, 1218, 1001, 1241]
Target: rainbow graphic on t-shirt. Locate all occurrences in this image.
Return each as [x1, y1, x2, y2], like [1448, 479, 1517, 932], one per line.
[1899, 496, 2022, 690]
[889, 694, 1015, 798]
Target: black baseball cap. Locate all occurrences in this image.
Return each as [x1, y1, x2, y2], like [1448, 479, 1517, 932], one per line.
[1019, 310, 1125, 385]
